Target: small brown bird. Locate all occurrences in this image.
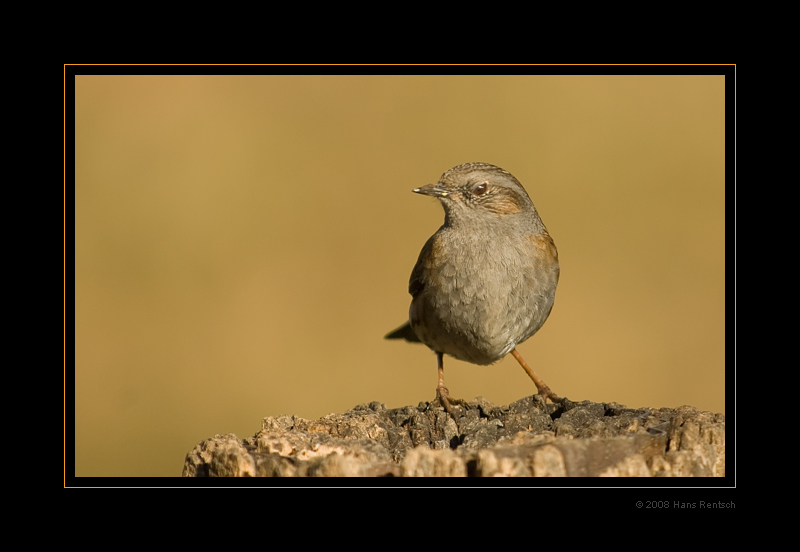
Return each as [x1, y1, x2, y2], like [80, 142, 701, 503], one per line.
[386, 162, 563, 414]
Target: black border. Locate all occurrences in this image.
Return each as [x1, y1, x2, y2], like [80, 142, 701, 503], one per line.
[65, 64, 735, 495]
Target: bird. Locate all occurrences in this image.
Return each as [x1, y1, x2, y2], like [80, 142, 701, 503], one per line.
[385, 162, 563, 415]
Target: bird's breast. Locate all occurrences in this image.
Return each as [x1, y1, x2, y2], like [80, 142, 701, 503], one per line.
[409, 228, 559, 364]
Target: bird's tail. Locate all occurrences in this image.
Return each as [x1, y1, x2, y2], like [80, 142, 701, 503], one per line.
[384, 322, 422, 343]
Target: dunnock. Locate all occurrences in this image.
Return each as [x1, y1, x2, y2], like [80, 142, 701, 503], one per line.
[386, 162, 563, 414]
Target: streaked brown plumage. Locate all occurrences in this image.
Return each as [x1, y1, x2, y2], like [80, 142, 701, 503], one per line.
[386, 163, 563, 414]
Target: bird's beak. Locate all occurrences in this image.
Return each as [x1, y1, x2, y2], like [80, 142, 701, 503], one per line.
[413, 183, 449, 198]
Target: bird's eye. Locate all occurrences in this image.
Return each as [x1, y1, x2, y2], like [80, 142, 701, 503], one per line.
[472, 183, 488, 196]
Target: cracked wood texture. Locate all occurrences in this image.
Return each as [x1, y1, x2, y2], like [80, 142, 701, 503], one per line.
[182, 397, 724, 477]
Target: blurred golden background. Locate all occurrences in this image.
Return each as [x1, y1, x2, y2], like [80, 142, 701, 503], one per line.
[74, 74, 726, 477]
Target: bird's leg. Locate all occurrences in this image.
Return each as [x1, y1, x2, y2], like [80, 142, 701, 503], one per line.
[433, 352, 466, 414]
[511, 348, 563, 405]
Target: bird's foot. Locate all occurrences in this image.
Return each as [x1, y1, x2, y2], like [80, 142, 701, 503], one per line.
[430, 385, 467, 415]
[535, 384, 566, 412]
[538, 385, 564, 405]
